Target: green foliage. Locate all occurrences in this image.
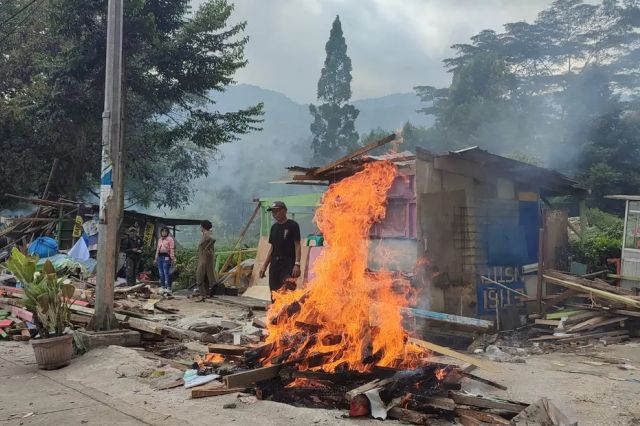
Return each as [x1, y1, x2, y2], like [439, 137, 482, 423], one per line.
[310, 16, 359, 162]
[577, 109, 640, 213]
[3, 248, 74, 338]
[569, 208, 623, 271]
[0, 0, 262, 209]
[173, 247, 198, 290]
[413, 0, 640, 187]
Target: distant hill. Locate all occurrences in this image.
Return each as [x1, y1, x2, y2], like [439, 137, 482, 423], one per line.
[171, 84, 433, 240]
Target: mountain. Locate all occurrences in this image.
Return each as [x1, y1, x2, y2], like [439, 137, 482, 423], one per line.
[172, 84, 433, 240]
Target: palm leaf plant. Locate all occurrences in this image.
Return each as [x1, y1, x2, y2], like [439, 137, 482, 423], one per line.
[3, 248, 76, 338]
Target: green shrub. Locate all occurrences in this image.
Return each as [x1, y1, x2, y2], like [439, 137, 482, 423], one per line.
[569, 208, 622, 272]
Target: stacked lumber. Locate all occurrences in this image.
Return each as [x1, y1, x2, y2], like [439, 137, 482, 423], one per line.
[530, 270, 640, 346]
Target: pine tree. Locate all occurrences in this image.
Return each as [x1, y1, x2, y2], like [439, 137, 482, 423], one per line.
[309, 16, 359, 162]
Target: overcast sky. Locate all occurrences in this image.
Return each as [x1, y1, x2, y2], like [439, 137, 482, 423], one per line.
[194, 0, 553, 103]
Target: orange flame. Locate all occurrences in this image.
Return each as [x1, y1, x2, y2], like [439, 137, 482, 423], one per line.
[435, 368, 447, 381]
[263, 161, 428, 372]
[195, 353, 225, 366]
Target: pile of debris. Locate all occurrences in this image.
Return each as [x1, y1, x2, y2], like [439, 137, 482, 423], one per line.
[529, 270, 640, 348]
[165, 339, 574, 425]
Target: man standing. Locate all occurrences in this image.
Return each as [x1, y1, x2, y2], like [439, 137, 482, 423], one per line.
[259, 201, 301, 300]
[124, 226, 143, 285]
[196, 220, 216, 301]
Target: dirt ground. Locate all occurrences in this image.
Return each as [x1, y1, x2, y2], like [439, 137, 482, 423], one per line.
[2, 297, 640, 425]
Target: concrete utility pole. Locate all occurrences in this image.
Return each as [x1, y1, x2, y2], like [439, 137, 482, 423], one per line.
[92, 0, 124, 331]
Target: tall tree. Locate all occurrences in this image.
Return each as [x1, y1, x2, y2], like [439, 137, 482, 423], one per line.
[0, 0, 262, 209]
[309, 15, 359, 162]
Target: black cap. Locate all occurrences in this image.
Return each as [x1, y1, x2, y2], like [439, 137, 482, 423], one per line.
[266, 201, 287, 211]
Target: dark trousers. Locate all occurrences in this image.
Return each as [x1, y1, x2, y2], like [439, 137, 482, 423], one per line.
[269, 257, 295, 295]
[125, 256, 139, 286]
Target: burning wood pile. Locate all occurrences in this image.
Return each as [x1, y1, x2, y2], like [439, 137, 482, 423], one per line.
[182, 162, 570, 424]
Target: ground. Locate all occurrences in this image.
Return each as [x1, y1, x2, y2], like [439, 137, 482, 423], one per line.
[1, 298, 640, 425]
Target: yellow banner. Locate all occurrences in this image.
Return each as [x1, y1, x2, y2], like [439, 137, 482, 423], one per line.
[143, 222, 155, 249]
[72, 215, 83, 238]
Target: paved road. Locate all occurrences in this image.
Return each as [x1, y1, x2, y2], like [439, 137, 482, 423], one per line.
[0, 346, 152, 425]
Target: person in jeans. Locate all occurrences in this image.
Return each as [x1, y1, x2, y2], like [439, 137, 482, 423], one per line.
[154, 227, 175, 294]
[259, 201, 301, 301]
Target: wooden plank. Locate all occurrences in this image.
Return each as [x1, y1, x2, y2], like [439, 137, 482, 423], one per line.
[191, 386, 246, 399]
[403, 308, 493, 332]
[546, 271, 634, 296]
[346, 378, 393, 401]
[529, 334, 575, 342]
[567, 316, 627, 333]
[542, 289, 580, 313]
[408, 338, 497, 372]
[0, 319, 13, 328]
[11, 306, 33, 322]
[0, 286, 23, 295]
[314, 133, 397, 175]
[422, 396, 456, 411]
[455, 409, 510, 425]
[213, 295, 270, 311]
[535, 319, 561, 327]
[208, 344, 248, 356]
[156, 378, 184, 390]
[556, 330, 628, 343]
[449, 392, 528, 413]
[545, 310, 585, 320]
[460, 371, 508, 391]
[223, 365, 282, 388]
[543, 274, 640, 309]
[387, 407, 435, 425]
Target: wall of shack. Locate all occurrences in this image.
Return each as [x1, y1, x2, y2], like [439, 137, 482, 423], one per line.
[416, 155, 542, 318]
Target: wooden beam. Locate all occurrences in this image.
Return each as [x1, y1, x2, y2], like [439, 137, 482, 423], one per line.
[459, 371, 508, 391]
[546, 270, 633, 295]
[403, 308, 493, 332]
[208, 344, 248, 356]
[314, 133, 397, 175]
[449, 392, 528, 413]
[191, 386, 246, 399]
[542, 289, 580, 314]
[408, 338, 496, 372]
[387, 407, 435, 425]
[345, 378, 393, 401]
[223, 364, 282, 388]
[543, 274, 640, 309]
[455, 409, 510, 425]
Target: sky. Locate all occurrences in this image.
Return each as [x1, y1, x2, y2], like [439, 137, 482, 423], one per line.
[191, 0, 554, 103]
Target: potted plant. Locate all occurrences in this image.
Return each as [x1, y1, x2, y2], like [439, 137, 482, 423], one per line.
[4, 248, 76, 369]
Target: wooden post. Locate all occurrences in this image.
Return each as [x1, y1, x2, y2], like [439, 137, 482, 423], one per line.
[536, 227, 545, 313]
[93, 0, 124, 331]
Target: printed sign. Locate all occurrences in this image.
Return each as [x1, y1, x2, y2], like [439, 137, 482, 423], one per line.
[143, 222, 155, 249]
[72, 215, 84, 238]
[476, 266, 526, 315]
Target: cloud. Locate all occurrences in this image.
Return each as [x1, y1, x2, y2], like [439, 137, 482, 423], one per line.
[193, 0, 552, 102]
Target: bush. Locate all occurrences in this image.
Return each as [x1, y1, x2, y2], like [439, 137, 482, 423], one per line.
[174, 248, 198, 290]
[569, 208, 622, 272]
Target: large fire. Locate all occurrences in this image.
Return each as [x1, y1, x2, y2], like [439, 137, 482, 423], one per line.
[263, 161, 428, 372]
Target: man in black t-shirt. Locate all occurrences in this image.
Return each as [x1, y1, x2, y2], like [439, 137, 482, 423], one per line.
[259, 201, 301, 297]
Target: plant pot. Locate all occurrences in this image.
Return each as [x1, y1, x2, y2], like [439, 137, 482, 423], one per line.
[31, 334, 73, 370]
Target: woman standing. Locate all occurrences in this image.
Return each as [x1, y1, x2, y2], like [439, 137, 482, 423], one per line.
[154, 227, 175, 295]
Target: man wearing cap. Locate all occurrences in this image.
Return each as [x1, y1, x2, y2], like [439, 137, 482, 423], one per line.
[124, 226, 144, 285]
[259, 201, 301, 299]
